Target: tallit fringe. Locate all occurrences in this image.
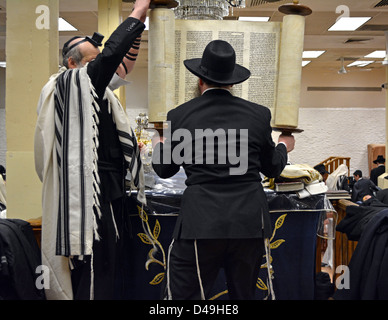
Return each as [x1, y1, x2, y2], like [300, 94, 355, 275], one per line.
[88, 76, 102, 243]
[165, 239, 175, 300]
[93, 209, 101, 242]
[110, 202, 120, 240]
[90, 251, 95, 300]
[194, 239, 206, 300]
[264, 238, 275, 300]
[88, 79, 101, 301]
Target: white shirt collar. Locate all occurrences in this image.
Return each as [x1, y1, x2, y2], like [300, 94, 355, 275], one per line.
[202, 87, 231, 95]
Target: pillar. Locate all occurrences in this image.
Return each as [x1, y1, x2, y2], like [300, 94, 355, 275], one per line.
[6, 0, 59, 219]
[98, 0, 126, 108]
[379, 31, 388, 188]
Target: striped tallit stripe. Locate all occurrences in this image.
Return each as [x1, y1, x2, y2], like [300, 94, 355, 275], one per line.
[117, 129, 141, 186]
[75, 71, 86, 255]
[54, 70, 72, 256]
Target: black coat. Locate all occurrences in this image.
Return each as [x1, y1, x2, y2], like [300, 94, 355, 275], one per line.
[87, 17, 144, 202]
[370, 165, 385, 185]
[0, 219, 45, 300]
[351, 177, 379, 203]
[336, 199, 388, 241]
[152, 89, 287, 240]
[334, 209, 388, 300]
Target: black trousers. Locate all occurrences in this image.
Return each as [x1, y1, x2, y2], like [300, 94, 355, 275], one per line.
[165, 238, 264, 300]
[70, 197, 131, 300]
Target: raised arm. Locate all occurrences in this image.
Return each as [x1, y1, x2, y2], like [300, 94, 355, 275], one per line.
[87, 0, 150, 98]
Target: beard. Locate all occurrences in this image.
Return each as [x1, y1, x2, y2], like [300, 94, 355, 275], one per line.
[193, 82, 202, 98]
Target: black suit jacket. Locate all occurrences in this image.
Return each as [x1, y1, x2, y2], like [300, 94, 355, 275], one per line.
[152, 89, 287, 239]
[370, 165, 385, 185]
[352, 177, 379, 202]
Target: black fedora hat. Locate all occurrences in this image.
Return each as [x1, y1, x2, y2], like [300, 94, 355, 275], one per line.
[373, 155, 386, 164]
[183, 40, 251, 86]
[314, 164, 329, 175]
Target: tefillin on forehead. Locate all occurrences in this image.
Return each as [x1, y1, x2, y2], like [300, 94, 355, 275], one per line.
[62, 32, 105, 57]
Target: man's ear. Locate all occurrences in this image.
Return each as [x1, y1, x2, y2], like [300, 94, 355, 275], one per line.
[67, 57, 77, 69]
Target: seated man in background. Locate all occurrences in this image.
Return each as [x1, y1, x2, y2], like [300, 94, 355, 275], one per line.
[351, 170, 379, 204]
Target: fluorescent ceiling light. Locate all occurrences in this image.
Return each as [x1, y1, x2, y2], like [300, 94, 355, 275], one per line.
[0, 62, 6, 68]
[347, 60, 374, 67]
[302, 60, 311, 67]
[238, 17, 270, 22]
[328, 17, 371, 31]
[302, 50, 325, 58]
[365, 50, 386, 58]
[58, 17, 78, 31]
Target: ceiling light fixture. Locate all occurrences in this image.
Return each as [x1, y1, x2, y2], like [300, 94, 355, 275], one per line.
[58, 17, 78, 31]
[338, 57, 347, 74]
[302, 50, 325, 58]
[238, 17, 270, 22]
[328, 17, 371, 31]
[364, 50, 386, 58]
[347, 60, 374, 67]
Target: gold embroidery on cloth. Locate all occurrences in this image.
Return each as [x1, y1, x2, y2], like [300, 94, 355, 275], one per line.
[136, 204, 287, 298]
[137, 205, 166, 285]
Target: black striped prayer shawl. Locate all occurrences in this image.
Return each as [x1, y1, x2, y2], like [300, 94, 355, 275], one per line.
[53, 67, 145, 257]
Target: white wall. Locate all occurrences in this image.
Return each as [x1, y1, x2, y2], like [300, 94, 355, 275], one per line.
[293, 67, 386, 177]
[281, 108, 386, 177]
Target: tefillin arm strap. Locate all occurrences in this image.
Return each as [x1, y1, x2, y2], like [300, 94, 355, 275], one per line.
[120, 35, 142, 74]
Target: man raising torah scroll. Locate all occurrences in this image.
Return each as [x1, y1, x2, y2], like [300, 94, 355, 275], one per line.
[152, 40, 295, 300]
[34, 0, 150, 300]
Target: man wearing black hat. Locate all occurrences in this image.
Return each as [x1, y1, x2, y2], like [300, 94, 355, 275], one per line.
[152, 40, 294, 300]
[370, 155, 386, 186]
[34, 0, 149, 300]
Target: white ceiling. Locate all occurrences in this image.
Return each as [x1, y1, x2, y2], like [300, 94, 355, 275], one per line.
[0, 0, 388, 73]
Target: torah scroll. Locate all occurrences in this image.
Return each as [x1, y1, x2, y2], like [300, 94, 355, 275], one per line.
[148, 8, 176, 123]
[274, 14, 305, 129]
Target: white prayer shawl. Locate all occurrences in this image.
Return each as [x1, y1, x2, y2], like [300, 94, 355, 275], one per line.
[326, 164, 349, 191]
[0, 175, 6, 207]
[34, 66, 146, 300]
